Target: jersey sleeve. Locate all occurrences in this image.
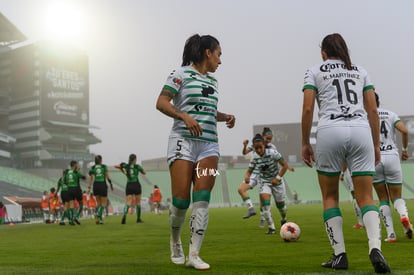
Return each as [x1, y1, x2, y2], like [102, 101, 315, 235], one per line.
[163, 69, 182, 95]
[302, 68, 317, 92]
[362, 68, 375, 91]
[391, 111, 401, 126]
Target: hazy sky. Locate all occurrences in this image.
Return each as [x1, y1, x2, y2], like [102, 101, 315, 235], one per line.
[1, 0, 414, 165]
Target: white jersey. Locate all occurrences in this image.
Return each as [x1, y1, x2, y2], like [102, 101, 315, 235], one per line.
[249, 147, 283, 183]
[378, 107, 401, 156]
[303, 59, 374, 130]
[163, 65, 219, 143]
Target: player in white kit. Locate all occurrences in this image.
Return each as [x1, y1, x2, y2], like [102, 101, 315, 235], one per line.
[301, 33, 390, 273]
[373, 92, 412, 242]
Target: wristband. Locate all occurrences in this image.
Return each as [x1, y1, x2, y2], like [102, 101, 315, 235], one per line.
[276, 175, 282, 181]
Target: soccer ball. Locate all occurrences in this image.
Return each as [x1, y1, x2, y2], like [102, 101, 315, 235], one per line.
[280, 222, 300, 242]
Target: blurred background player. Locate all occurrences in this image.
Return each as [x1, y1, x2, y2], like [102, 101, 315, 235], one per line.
[56, 170, 70, 225]
[40, 190, 50, 224]
[373, 92, 413, 242]
[115, 153, 146, 224]
[63, 160, 86, 225]
[152, 185, 163, 214]
[88, 155, 113, 224]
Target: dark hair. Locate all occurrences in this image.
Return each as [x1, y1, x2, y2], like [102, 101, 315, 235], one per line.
[252, 133, 264, 144]
[154, 185, 158, 189]
[262, 127, 273, 136]
[50, 187, 56, 193]
[95, 155, 102, 165]
[70, 160, 77, 167]
[321, 33, 352, 70]
[126, 154, 137, 179]
[374, 92, 380, 107]
[182, 34, 220, 66]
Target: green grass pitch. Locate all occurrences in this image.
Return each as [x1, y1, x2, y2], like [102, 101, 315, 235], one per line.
[1, 201, 413, 274]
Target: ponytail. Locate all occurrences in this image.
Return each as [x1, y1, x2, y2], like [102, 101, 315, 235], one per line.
[126, 154, 137, 179]
[321, 33, 352, 70]
[182, 34, 220, 66]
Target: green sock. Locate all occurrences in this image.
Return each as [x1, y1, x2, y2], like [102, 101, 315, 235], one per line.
[69, 208, 74, 223]
[60, 210, 66, 222]
[76, 204, 83, 218]
[98, 206, 104, 219]
[123, 205, 129, 216]
[136, 205, 141, 219]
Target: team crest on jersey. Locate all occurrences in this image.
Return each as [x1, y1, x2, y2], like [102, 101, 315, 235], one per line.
[201, 86, 215, 97]
[172, 77, 182, 87]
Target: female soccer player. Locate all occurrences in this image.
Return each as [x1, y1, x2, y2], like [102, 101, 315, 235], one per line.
[301, 33, 390, 273]
[63, 161, 86, 225]
[373, 92, 412, 242]
[56, 169, 70, 225]
[115, 153, 146, 224]
[156, 34, 235, 270]
[244, 134, 289, 234]
[88, 155, 113, 224]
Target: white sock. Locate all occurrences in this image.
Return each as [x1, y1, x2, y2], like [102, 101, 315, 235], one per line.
[189, 201, 209, 257]
[244, 198, 253, 208]
[379, 204, 395, 237]
[353, 199, 363, 225]
[394, 198, 409, 218]
[170, 206, 187, 244]
[363, 210, 382, 253]
[263, 205, 275, 229]
[260, 209, 265, 221]
[278, 205, 287, 220]
[325, 216, 345, 255]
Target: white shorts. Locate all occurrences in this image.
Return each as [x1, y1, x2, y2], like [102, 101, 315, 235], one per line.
[248, 173, 261, 188]
[373, 153, 403, 185]
[167, 135, 219, 166]
[259, 179, 286, 202]
[316, 126, 375, 175]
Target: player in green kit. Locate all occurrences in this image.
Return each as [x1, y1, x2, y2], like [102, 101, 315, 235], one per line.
[56, 169, 70, 225]
[115, 154, 146, 224]
[88, 155, 113, 224]
[63, 161, 86, 225]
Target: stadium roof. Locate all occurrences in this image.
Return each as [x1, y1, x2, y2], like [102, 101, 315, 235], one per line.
[0, 12, 26, 46]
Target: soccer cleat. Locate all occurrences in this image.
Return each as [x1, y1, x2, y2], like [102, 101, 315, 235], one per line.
[59, 222, 65, 226]
[185, 256, 210, 270]
[242, 208, 256, 219]
[266, 228, 276, 235]
[352, 223, 365, 229]
[170, 242, 185, 265]
[259, 219, 265, 228]
[69, 221, 75, 226]
[401, 216, 413, 239]
[136, 218, 144, 223]
[369, 248, 391, 274]
[74, 218, 81, 225]
[321, 252, 348, 270]
[98, 220, 104, 225]
[121, 215, 126, 224]
[384, 233, 397, 243]
[280, 218, 287, 226]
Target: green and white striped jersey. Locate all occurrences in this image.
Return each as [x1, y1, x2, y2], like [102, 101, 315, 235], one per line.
[249, 148, 283, 183]
[163, 65, 219, 143]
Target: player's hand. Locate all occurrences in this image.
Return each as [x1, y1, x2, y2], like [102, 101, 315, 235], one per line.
[271, 178, 281, 185]
[225, 114, 235, 129]
[302, 144, 315, 168]
[288, 166, 295, 172]
[402, 151, 409, 161]
[182, 113, 202, 137]
[243, 139, 249, 146]
[110, 184, 114, 191]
